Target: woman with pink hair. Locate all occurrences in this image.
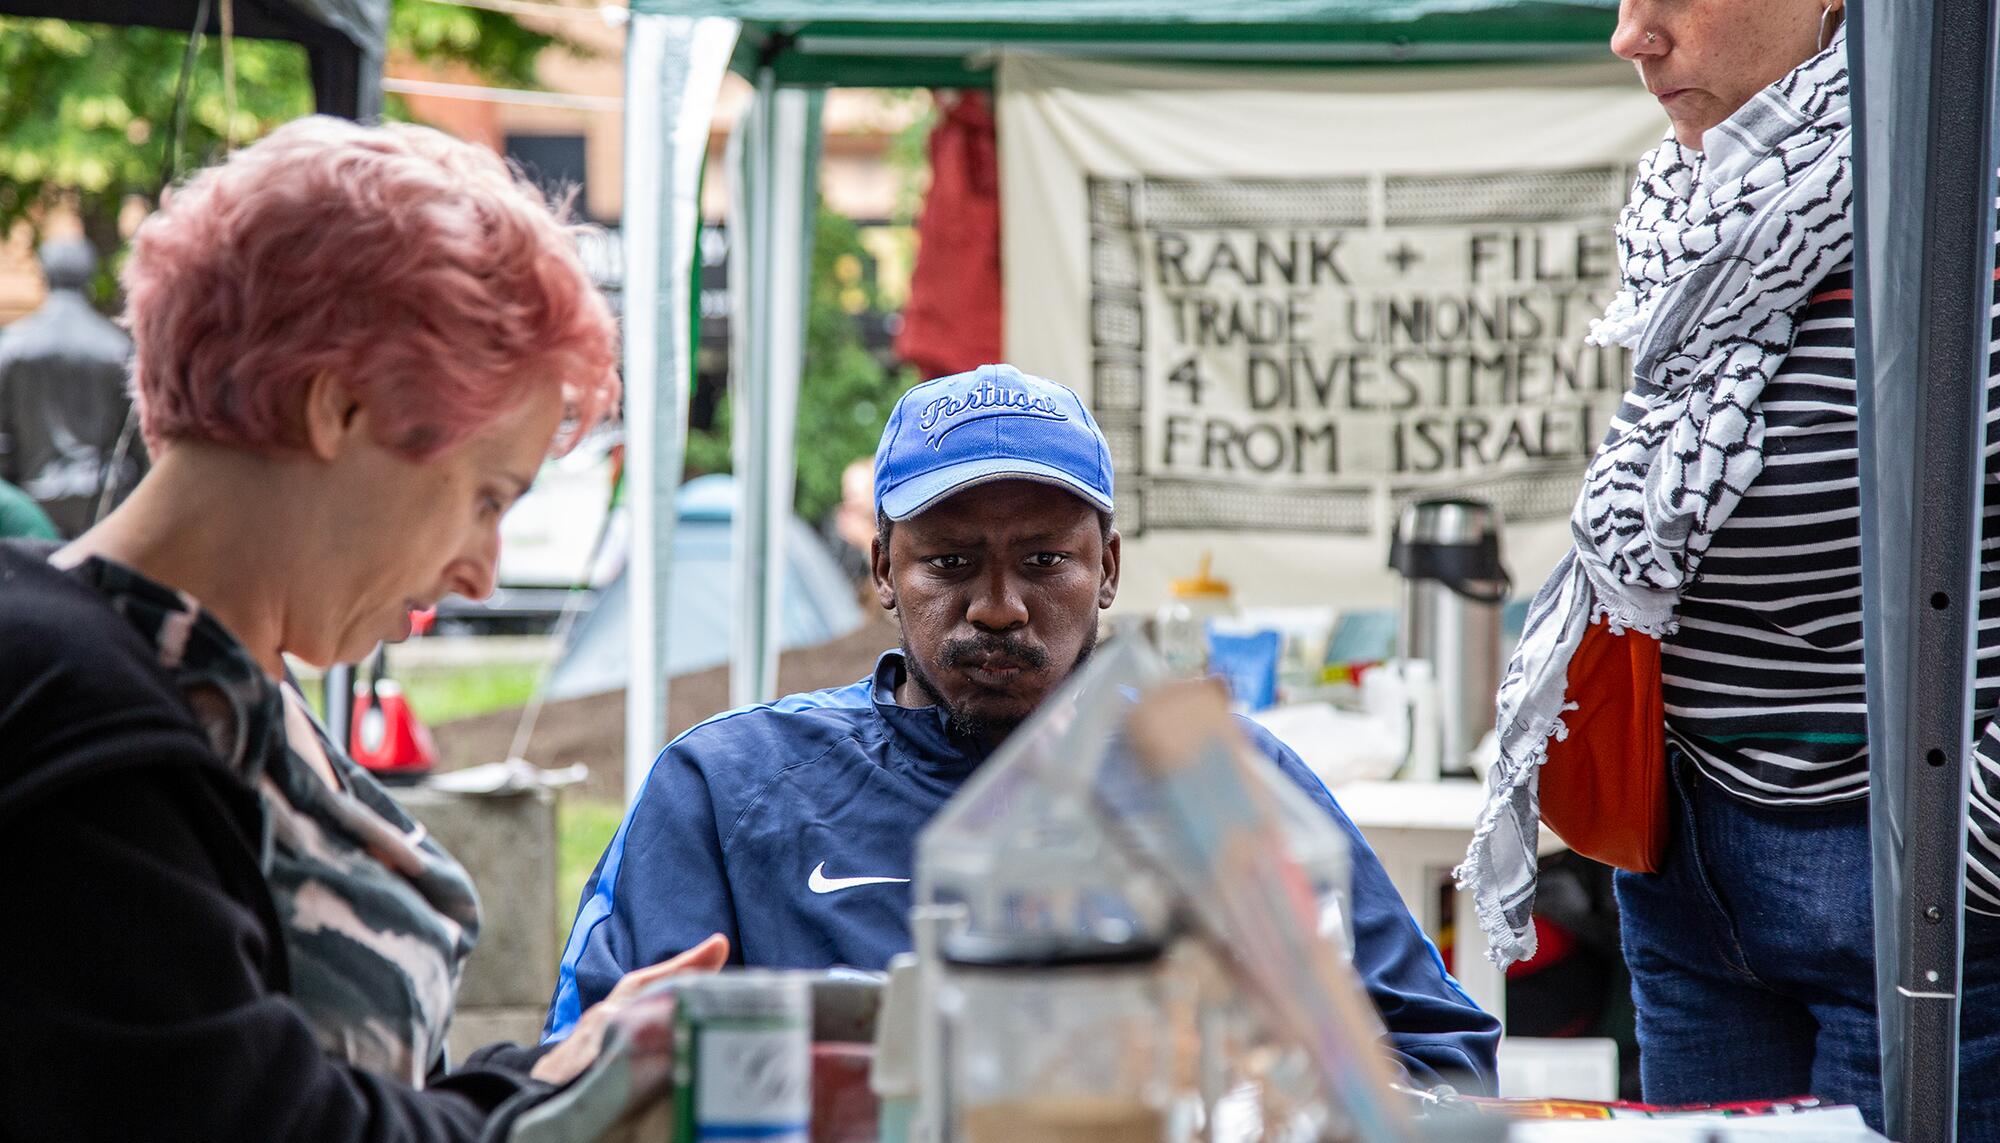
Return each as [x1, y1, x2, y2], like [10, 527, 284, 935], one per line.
[0, 117, 722, 1139]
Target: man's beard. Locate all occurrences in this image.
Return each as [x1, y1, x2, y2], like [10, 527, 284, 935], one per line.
[901, 624, 1098, 746]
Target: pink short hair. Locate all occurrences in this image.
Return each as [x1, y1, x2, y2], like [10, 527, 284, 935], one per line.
[123, 116, 619, 459]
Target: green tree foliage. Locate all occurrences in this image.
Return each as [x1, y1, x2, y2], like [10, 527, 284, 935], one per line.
[0, 6, 562, 301]
[685, 205, 916, 525]
[3, 13, 922, 527]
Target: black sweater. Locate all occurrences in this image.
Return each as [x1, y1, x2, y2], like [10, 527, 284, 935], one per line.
[0, 542, 550, 1141]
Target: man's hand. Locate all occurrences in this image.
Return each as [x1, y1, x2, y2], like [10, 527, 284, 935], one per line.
[530, 933, 731, 1086]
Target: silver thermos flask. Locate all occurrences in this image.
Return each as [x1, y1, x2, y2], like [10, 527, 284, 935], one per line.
[1389, 498, 1509, 780]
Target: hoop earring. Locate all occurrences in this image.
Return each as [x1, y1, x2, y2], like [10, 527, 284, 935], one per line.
[1819, 4, 1843, 52]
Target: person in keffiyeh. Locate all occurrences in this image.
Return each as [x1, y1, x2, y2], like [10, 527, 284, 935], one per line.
[1459, 0, 2000, 1131]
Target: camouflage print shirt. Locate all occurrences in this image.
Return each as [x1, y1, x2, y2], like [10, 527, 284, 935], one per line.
[70, 555, 482, 1087]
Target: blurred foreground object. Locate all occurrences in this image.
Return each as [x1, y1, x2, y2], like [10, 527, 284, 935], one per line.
[913, 638, 1418, 1143]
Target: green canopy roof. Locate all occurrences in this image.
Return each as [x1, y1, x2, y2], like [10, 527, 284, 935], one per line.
[631, 0, 1620, 85]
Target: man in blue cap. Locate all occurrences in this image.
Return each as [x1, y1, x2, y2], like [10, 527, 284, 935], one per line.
[546, 364, 1500, 1089]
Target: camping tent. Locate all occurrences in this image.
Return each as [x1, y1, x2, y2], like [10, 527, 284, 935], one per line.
[623, 3, 1995, 1140]
[0, 0, 384, 119]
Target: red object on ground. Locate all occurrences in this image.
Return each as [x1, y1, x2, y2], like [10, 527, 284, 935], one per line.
[811, 1042, 879, 1143]
[895, 91, 1002, 380]
[350, 678, 438, 781]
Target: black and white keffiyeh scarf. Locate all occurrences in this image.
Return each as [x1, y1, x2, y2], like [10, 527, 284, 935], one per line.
[1457, 31, 1854, 967]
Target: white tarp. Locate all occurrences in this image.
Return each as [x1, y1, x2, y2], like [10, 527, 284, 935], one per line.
[1000, 56, 1666, 609]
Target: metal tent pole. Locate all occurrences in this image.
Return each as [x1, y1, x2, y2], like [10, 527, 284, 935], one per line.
[313, 20, 378, 754]
[1852, 1, 2000, 1138]
[620, 13, 739, 804]
[325, 665, 352, 754]
[727, 72, 821, 708]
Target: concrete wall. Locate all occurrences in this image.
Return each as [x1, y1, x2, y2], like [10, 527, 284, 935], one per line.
[391, 784, 559, 1061]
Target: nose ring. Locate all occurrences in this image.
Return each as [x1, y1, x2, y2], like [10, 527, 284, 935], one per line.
[1646, 31, 1657, 43]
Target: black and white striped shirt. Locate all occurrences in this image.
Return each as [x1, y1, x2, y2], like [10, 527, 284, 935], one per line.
[1658, 260, 2000, 913]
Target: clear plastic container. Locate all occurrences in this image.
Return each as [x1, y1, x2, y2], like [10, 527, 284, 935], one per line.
[1262, 761, 1354, 957]
[915, 639, 1179, 951]
[916, 638, 1354, 961]
[938, 933, 1184, 1143]
[912, 640, 1360, 1142]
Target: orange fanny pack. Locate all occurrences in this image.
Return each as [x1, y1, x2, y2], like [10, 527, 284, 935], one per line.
[1536, 619, 1670, 874]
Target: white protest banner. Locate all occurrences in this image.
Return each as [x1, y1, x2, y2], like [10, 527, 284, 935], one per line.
[1000, 57, 1666, 609]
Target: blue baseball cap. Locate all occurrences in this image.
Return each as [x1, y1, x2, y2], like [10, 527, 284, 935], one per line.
[874, 364, 1115, 522]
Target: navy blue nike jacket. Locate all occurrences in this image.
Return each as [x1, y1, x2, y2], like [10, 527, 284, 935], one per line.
[545, 653, 1499, 1091]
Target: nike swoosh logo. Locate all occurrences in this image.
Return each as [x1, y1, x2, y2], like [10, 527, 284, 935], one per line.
[808, 861, 911, 894]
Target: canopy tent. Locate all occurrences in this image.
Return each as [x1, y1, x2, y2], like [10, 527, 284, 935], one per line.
[0, 0, 384, 119]
[660, 0, 1623, 87]
[623, 3, 1984, 1138]
[614, 0, 1628, 797]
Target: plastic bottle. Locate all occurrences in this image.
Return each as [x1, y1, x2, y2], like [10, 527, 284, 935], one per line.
[1154, 553, 1236, 677]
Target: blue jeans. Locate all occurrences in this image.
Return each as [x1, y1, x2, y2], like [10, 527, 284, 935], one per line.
[1614, 751, 2000, 1135]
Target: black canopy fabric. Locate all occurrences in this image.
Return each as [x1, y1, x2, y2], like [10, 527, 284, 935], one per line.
[0, 0, 384, 119]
